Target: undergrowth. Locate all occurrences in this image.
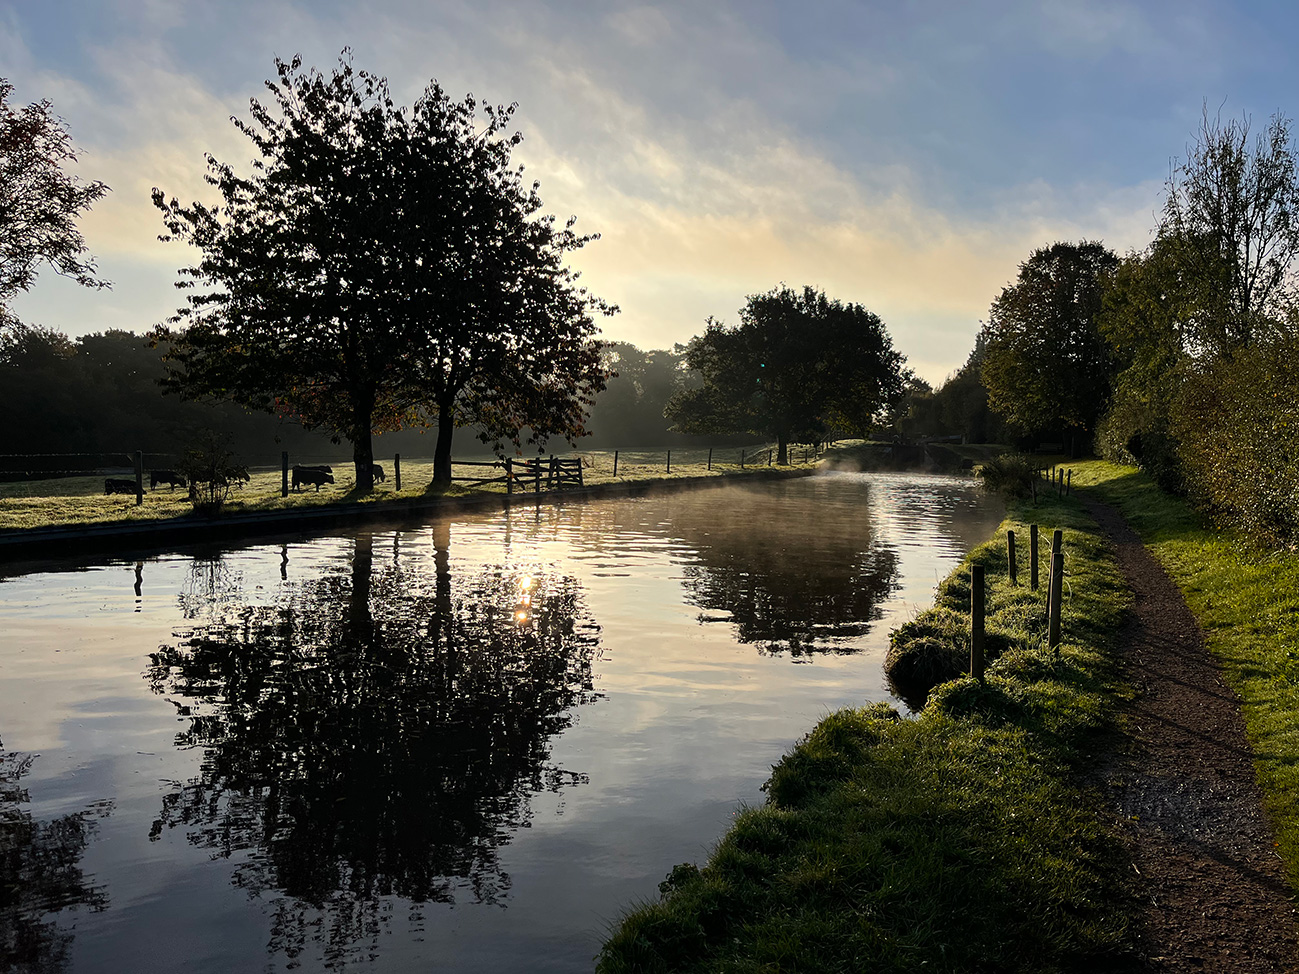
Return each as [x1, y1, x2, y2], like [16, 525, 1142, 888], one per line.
[599, 492, 1137, 973]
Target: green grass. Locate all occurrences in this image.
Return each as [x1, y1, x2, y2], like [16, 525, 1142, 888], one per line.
[1072, 459, 1299, 890]
[0, 448, 814, 532]
[599, 491, 1139, 973]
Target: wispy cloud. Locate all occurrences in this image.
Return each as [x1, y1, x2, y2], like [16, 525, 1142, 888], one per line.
[6, 0, 1281, 381]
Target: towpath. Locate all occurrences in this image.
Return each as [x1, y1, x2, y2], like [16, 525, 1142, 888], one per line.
[1081, 495, 1298, 973]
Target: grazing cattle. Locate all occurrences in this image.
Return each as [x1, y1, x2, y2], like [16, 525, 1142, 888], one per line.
[371, 463, 385, 483]
[298, 464, 332, 474]
[105, 478, 137, 495]
[291, 465, 335, 492]
[229, 465, 251, 487]
[150, 469, 187, 490]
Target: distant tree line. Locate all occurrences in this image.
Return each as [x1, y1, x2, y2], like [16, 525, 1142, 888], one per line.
[0, 324, 348, 465]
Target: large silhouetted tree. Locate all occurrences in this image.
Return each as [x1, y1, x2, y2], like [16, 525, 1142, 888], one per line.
[666, 286, 909, 463]
[153, 53, 612, 491]
[980, 241, 1118, 452]
[0, 79, 110, 330]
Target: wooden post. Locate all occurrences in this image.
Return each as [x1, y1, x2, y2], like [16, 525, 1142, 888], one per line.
[768, 448, 773, 466]
[971, 564, 985, 681]
[707, 447, 712, 471]
[1029, 524, 1039, 591]
[281, 451, 289, 497]
[394, 454, 401, 492]
[613, 450, 619, 478]
[1048, 548, 1065, 650]
[1066, 469, 1072, 495]
[666, 450, 671, 474]
[1007, 529, 1017, 585]
[506, 457, 513, 495]
[535, 459, 542, 496]
[134, 450, 143, 506]
[740, 449, 745, 469]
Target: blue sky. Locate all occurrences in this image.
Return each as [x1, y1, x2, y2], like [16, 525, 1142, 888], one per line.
[3, 0, 1296, 383]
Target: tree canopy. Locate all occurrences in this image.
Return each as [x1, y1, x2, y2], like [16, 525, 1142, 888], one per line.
[152, 53, 612, 490]
[1160, 108, 1299, 354]
[665, 285, 909, 463]
[0, 79, 109, 330]
[979, 241, 1118, 452]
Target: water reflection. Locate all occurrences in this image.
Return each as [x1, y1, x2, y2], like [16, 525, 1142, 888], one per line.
[666, 480, 901, 656]
[146, 530, 602, 965]
[0, 749, 109, 973]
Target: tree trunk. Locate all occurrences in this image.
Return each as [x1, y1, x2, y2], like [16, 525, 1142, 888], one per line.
[433, 408, 456, 486]
[351, 394, 375, 492]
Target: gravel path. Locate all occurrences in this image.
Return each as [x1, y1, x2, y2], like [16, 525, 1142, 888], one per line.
[1081, 495, 1298, 973]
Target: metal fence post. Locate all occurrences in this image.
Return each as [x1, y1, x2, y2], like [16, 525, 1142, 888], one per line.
[707, 447, 712, 471]
[666, 450, 671, 474]
[282, 451, 289, 497]
[1007, 529, 1017, 585]
[134, 450, 143, 506]
[394, 454, 401, 492]
[613, 450, 619, 478]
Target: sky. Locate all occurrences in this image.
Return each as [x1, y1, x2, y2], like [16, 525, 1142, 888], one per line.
[3, 0, 1297, 384]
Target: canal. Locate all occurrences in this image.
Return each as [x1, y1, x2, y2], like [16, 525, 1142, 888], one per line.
[0, 471, 1003, 972]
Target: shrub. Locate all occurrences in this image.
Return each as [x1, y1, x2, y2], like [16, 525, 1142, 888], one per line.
[178, 431, 243, 515]
[976, 452, 1039, 500]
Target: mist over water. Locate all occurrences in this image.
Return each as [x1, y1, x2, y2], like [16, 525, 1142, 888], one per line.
[0, 472, 1002, 972]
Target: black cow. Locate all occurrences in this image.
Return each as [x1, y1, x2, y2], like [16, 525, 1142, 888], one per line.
[291, 465, 335, 492]
[371, 463, 385, 483]
[228, 465, 251, 487]
[105, 478, 137, 495]
[150, 469, 187, 490]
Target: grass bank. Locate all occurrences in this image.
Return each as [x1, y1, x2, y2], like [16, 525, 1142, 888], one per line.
[599, 491, 1137, 973]
[0, 449, 806, 533]
[1072, 459, 1299, 889]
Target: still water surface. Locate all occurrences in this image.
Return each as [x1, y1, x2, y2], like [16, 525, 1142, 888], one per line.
[0, 472, 1002, 972]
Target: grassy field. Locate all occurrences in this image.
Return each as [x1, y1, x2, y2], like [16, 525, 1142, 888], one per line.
[599, 489, 1140, 973]
[1072, 459, 1299, 888]
[0, 446, 812, 532]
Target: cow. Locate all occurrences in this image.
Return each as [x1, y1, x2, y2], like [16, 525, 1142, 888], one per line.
[150, 469, 187, 490]
[291, 465, 335, 492]
[228, 465, 251, 487]
[371, 463, 385, 483]
[105, 478, 137, 495]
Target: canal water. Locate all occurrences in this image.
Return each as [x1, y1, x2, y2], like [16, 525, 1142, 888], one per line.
[0, 472, 1002, 973]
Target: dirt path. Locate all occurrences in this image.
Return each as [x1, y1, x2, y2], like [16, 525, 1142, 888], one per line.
[1080, 495, 1298, 972]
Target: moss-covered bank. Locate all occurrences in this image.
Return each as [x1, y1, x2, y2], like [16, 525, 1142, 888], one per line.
[598, 491, 1138, 973]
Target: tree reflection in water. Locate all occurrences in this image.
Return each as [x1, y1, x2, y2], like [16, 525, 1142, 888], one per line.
[0, 749, 109, 973]
[146, 527, 601, 966]
[669, 481, 900, 656]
